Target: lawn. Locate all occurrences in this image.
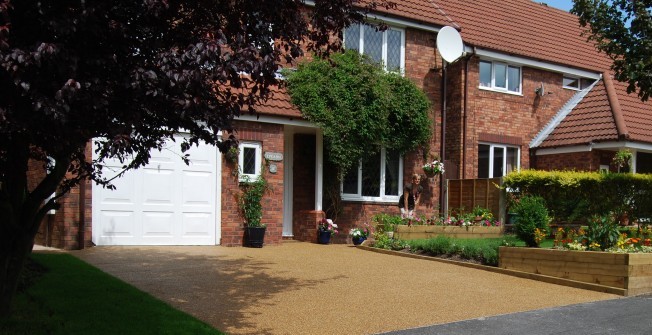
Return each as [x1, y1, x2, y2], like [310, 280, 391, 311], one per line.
[0, 253, 224, 335]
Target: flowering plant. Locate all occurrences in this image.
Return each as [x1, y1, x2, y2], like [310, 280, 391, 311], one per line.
[423, 160, 444, 176]
[349, 223, 373, 238]
[317, 218, 338, 236]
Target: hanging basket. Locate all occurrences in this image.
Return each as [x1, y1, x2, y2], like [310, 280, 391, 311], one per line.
[424, 169, 437, 178]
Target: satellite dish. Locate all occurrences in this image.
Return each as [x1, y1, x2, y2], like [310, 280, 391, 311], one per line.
[436, 26, 464, 63]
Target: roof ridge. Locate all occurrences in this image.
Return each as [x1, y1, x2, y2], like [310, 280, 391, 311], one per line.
[428, 0, 460, 29]
[530, 78, 601, 148]
[602, 71, 629, 140]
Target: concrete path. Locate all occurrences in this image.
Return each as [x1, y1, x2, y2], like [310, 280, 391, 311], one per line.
[68, 242, 619, 335]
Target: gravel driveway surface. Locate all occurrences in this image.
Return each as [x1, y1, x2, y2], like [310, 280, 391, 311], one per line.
[71, 242, 619, 335]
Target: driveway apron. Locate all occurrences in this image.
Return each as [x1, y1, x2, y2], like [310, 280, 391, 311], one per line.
[71, 242, 619, 335]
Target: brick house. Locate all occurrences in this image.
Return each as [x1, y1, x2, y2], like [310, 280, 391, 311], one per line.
[35, 0, 651, 249]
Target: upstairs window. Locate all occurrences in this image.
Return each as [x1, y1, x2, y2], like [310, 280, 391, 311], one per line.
[564, 76, 597, 90]
[479, 60, 521, 94]
[344, 23, 405, 72]
[239, 142, 262, 181]
[341, 148, 403, 202]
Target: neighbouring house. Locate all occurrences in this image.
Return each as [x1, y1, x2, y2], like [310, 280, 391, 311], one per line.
[34, 0, 651, 249]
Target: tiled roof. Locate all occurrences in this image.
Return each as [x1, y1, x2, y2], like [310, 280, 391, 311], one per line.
[253, 85, 302, 118]
[361, 0, 458, 28]
[431, 0, 612, 72]
[537, 73, 652, 148]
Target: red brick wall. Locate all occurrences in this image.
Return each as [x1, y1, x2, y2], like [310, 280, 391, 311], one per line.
[534, 150, 615, 172]
[34, 144, 93, 250]
[451, 56, 579, 179]
[221, 121, 285, 246]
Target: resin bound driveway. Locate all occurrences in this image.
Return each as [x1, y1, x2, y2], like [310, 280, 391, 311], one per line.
[71, 242, 619, 335]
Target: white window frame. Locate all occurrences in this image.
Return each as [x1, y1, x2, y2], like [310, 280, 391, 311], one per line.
[479, 60, 522, 95]
[478, 143, 520, 178]
[239, 141, 262, 182]
[340, 148, 403, 202]
[563, 76, 580, 90]
[344, 23, 406, 73]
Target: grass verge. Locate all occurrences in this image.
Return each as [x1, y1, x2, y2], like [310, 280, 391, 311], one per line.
[0, 253, 224, 335]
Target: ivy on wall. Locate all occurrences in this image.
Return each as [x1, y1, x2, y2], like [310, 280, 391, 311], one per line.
[285, 50, 432, 178]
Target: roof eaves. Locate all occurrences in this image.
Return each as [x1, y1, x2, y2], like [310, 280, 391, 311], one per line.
[530, 78, 601, 148]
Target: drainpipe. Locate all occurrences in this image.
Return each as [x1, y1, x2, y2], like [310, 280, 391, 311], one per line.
[462, 47, 476, 179]
[440, 61, 447, 215]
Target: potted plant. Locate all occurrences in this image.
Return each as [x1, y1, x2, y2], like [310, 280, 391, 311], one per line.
[422, 158, 445, 178]
[349, 223, 373, 245]
[317, 218, 338, 244]
[237, 175, 269, 247]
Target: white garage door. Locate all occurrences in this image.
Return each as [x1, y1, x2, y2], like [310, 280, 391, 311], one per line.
[92, 135, 221, 245]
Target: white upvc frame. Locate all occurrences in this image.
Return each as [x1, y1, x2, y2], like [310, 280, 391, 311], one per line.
[479, 59, 522, 95]
[563, 75, 581, 90]
[479, 143, 521, 178]
[344, 23, 406, 73]
[238, 141, 262, 182]
[340, 148, 403, 202]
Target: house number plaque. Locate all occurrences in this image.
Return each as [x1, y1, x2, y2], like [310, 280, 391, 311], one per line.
[264, 152, 283, 161]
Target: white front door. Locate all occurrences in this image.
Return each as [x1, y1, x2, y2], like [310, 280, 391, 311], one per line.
[92, 135, 220, 245]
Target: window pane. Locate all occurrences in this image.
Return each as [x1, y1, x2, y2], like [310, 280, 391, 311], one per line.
[361, 151, 381, 197]
[563, 77, 579, 89]
[580, 78, 595, 90]
[494, 63, 507, 88]
[479, 61, 492, 87]
[384, 149, 400, 196]
[508, 66, 520, 92]
[386, 29, 402, 71]
[492, 147, 505, 177]
[242, 147, 256, 175]
[506, 147, 518, 174]
[344, 24, 360, 51]
[478, 144, 489, 178]
[363, 25, 382, 63]
[342, 166, 359, 194]
[637, 152, 652, 174]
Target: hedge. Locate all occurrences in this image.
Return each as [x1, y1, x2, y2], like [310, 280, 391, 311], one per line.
[503, 170, 652, 225]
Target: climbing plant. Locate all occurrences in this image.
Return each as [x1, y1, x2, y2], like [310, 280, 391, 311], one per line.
[285, 50, 431, 178]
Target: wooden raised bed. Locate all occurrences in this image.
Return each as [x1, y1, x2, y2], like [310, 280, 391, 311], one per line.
[394, 225, 503, 240]
[499, 247, 652, 296]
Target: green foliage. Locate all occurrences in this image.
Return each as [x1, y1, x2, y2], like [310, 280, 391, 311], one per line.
[2, 254, 223, 334]
[285, 50, 431, 177]
[406, 236, 515, 266]
[511, 195, 550, 247]
[371, 213, 403, 233]
[237, 176, 269, 228]
[586, 215, 621, 251]
[503, 170, 652, 225]
[372, 232, 409, 250]
[612, 148, 633, 172]
[573, 0, 652, 101]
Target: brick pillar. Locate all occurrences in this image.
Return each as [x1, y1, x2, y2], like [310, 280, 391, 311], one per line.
[294, 210, 324, 243]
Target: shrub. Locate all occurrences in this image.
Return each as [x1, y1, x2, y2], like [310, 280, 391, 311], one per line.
[586, 215, 620, 251]
[406, 236, 508, 266]
[512, 195, 550, 247]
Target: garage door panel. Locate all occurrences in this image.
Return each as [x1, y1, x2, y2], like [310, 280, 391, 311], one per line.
[182, 172, 213, 206]
[92, 135, 219, 246]
[142, 211, 175, 237]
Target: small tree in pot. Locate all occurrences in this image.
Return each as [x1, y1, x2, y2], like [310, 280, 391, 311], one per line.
[237, 175, 269, 247]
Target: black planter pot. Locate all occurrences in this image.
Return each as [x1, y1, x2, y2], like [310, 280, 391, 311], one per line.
[317, 230, 332, 244]
[245, 226, 266, 248]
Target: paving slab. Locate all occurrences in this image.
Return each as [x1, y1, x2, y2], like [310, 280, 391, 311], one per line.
[64, 242, 619, 335]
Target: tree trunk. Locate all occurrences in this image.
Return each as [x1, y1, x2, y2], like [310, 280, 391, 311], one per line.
[0, 227, 34, 317]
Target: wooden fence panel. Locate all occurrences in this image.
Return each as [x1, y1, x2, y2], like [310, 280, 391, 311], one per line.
[447, 178, 502, 219]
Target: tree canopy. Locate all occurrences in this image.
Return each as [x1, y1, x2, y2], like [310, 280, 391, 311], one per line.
[572, 0, 652, 101]
[285, 50, 432, 177]
[0, 0, 394, 316]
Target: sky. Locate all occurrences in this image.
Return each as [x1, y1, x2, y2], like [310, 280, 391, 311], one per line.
[539, 0, 574, 12]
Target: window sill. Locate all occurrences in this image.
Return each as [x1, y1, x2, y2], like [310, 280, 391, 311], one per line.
[478, 86, 523, 96]
[340, 196, 399, 205]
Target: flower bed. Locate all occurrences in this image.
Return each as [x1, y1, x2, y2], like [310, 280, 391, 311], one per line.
[499, 247, 652, 296]
[395, 225, 503, 240]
